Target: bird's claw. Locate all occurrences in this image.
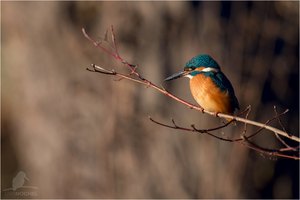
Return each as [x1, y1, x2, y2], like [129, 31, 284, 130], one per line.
[214, 112, 220, 117]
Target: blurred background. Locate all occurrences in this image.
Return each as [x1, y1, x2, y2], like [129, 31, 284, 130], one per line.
[1, 1, 299, 199]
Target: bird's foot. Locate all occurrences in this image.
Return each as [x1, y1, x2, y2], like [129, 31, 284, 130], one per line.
[214, 112, 220, 117]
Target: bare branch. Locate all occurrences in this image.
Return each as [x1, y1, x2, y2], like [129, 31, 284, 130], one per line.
[149, 116, 239, 142]
[241, 136, 299, 160]
[83, 26, 300, 159]
[86, 61, 299, 143]
[149, 117, 299, 160]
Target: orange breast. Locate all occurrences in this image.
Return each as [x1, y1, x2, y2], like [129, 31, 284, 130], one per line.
[190, 74, 234, 114]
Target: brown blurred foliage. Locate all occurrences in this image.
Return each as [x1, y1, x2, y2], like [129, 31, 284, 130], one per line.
[1, 1, 299, 199]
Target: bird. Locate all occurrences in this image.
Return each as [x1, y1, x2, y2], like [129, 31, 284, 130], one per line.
[164, 54, 239, 116]
[12, 171, 29, 191]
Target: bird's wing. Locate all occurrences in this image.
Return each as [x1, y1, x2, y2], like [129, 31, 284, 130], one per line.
[211, 72, 240, 110]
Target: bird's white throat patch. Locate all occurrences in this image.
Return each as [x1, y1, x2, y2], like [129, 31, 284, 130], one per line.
[185, 74, 193, 79]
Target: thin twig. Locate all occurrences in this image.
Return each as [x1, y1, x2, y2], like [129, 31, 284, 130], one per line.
[237, 105, 251, 117]
[273, 106, 296, 151]
[82, 28, 117, 59]
[242, 105, 251, 137]
[110, 25, 120, 58]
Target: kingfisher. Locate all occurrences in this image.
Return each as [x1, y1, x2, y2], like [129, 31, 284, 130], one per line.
[165, 54, 239, 116]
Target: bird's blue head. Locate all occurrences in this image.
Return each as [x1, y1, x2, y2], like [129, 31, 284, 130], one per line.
[185, 54, 220, 69]
[165, 54, 221, 81]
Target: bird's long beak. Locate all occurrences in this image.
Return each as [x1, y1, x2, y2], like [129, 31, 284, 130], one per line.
[164, 71, 185, 81]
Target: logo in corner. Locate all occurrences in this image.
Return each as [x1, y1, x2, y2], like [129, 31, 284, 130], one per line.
[2, 171, 38, 198]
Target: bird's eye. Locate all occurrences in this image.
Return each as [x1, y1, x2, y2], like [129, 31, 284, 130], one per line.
[184, 66, 195, 71]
